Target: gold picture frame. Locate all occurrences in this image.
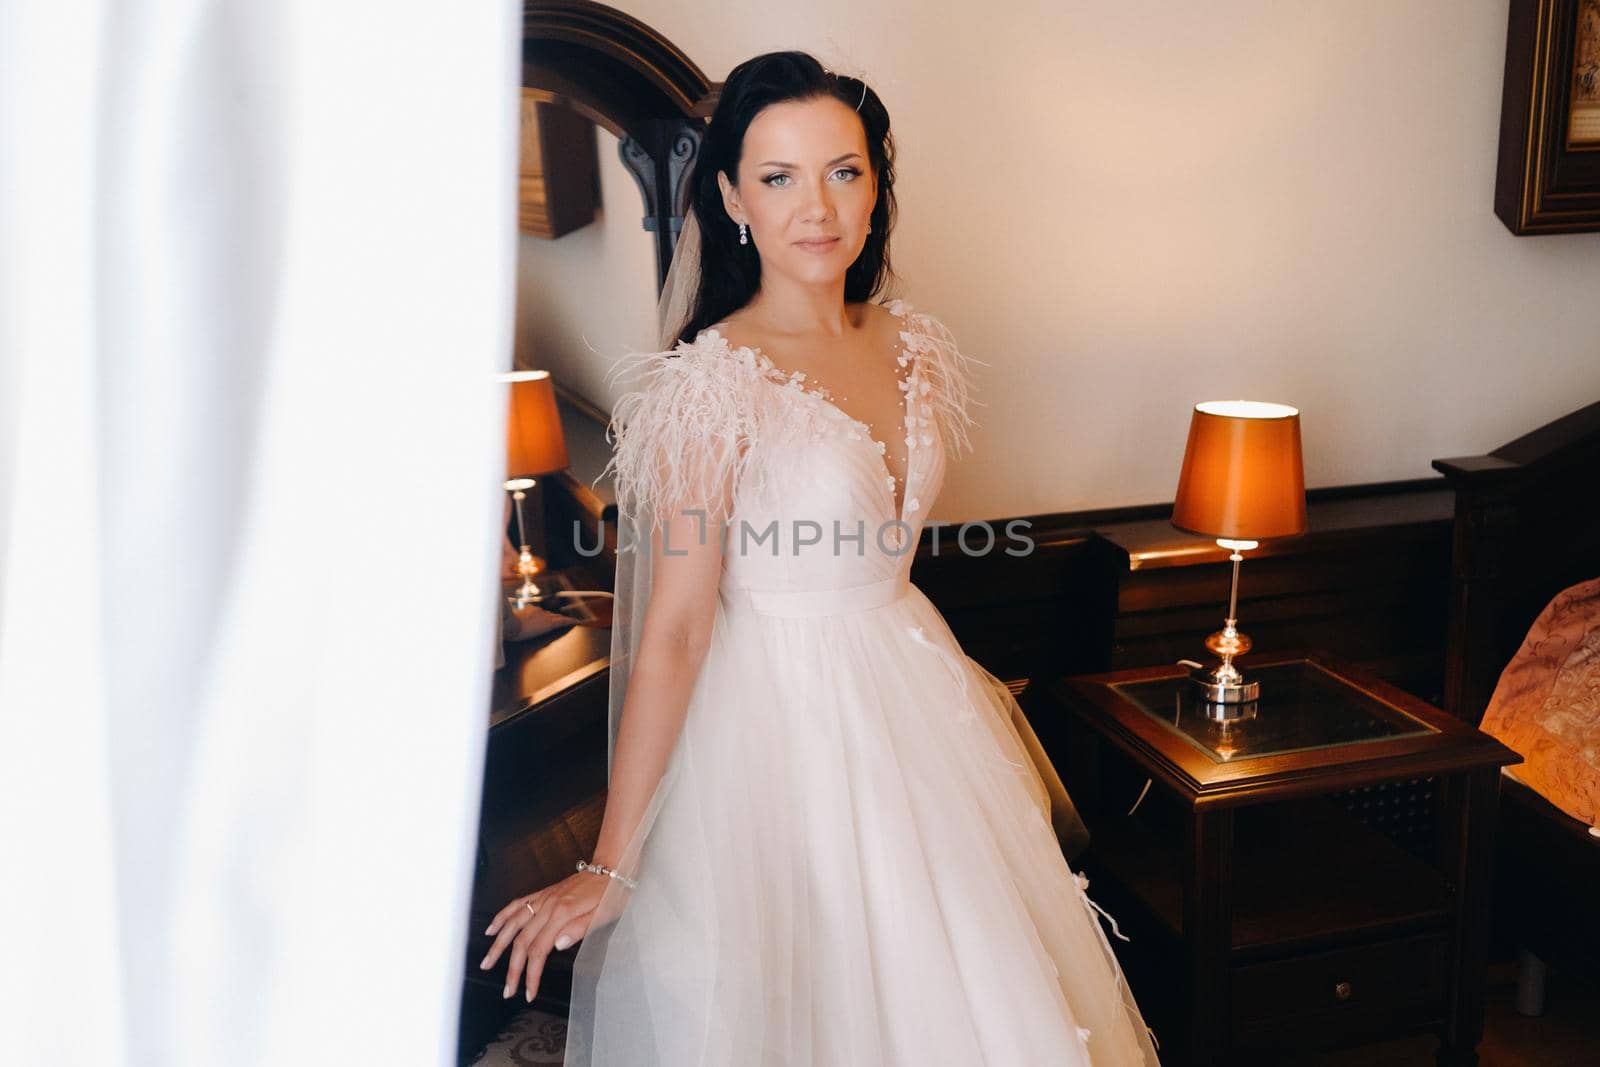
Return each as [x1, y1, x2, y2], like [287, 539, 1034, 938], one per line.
[1495, 0, 1600, 233]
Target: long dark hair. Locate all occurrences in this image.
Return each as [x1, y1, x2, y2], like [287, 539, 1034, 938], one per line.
[675, 51, 898, 347]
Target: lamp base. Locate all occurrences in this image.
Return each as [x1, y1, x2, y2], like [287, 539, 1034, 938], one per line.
[1188, 664, 1261, 705]
[508, 548, 550, 608]
[1190, 623, 1260, 720]
[508, 586, 547, 610]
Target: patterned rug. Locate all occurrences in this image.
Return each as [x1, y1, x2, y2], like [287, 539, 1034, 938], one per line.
[469, 1007, 567, 1066]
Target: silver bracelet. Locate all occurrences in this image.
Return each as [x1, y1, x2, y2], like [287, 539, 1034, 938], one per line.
[576, 858, 638, 890]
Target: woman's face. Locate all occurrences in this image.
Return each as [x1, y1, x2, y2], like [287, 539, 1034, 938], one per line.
[718, 95, 877, 285]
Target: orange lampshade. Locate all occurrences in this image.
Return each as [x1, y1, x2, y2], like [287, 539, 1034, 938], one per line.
[500, 370, 570, 479]
[1171, 400, 1307, 541]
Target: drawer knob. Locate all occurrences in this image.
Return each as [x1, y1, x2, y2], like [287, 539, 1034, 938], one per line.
[1334, 980, 1353, 1002]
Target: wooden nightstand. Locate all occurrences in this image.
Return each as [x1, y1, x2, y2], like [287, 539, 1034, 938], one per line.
[1044, 650, 1520, 1067]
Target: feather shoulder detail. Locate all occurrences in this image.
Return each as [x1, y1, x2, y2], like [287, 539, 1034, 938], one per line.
[884, 299, 988, 461]
[594, 331, 770, 528]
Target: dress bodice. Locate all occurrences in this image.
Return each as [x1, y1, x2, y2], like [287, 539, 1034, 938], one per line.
[599, 299, 982, 598]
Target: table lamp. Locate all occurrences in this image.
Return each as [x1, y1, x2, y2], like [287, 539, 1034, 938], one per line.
[1171, 400, 1306, 710]
[498, 369, 570, 607]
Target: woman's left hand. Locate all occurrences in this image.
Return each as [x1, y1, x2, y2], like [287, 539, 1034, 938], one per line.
[478, 871, 607, 1002]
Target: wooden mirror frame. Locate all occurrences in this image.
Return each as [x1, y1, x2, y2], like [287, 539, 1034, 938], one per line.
[522, 1, 717, 429]
[523, 1, 714, 288]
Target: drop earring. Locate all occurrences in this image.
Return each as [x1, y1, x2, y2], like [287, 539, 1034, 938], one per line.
[738, 221, 748, 245]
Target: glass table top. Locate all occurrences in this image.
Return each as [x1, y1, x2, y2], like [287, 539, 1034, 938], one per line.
[1107, 659, 1437, 764]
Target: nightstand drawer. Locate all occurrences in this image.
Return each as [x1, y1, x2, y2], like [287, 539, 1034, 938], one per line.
[1230, 931, 1448, 1048]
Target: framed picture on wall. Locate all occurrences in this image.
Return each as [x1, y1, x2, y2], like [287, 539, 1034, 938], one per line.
[1495, 0, 1600, 234]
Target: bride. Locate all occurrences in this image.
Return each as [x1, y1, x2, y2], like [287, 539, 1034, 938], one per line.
[478, 50, 1163, 1065]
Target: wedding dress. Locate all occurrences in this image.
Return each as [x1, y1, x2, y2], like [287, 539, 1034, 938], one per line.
[564, 297, 1162, 1066]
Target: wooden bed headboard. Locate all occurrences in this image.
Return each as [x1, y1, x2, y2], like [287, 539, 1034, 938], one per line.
[1432, 399, 1600, 726]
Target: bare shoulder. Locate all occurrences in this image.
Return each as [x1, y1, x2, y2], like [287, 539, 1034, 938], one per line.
[702, 308, 768, 359]
[857, 297, 902, 327]
[853, 299, 911, 357]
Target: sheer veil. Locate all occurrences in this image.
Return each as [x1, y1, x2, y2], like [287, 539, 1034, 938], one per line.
[654, 206, 703, 368]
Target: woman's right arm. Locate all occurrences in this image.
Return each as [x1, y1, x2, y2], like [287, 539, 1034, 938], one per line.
[482, 346, 746, 1000]
[480, 503, 726, 1002]
[588, 505, 724, 872]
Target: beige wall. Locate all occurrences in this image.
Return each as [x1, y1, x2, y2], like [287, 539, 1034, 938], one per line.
[520, 1, 1600, 521]
[514, 126, 658, 415]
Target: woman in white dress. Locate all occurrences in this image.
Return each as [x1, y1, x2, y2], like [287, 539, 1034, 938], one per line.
[479, 51, 1163, 1065]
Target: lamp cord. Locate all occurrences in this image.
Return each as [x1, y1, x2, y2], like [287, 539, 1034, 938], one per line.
[1123, 658, 1205, 818]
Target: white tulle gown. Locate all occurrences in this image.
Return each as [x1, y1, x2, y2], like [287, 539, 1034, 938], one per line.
[565, 299, 1162, 1066]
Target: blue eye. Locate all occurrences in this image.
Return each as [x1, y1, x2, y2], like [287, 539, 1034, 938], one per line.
[761, 167, 861, 187]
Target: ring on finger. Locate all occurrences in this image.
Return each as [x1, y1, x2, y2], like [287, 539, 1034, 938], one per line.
[523, 899, 536, 916]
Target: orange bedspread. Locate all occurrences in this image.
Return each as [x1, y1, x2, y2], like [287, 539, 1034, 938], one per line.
[1480, 576, 1600, 829]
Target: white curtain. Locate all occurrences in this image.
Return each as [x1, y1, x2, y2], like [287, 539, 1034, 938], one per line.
[0, 2, 521, 1063]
